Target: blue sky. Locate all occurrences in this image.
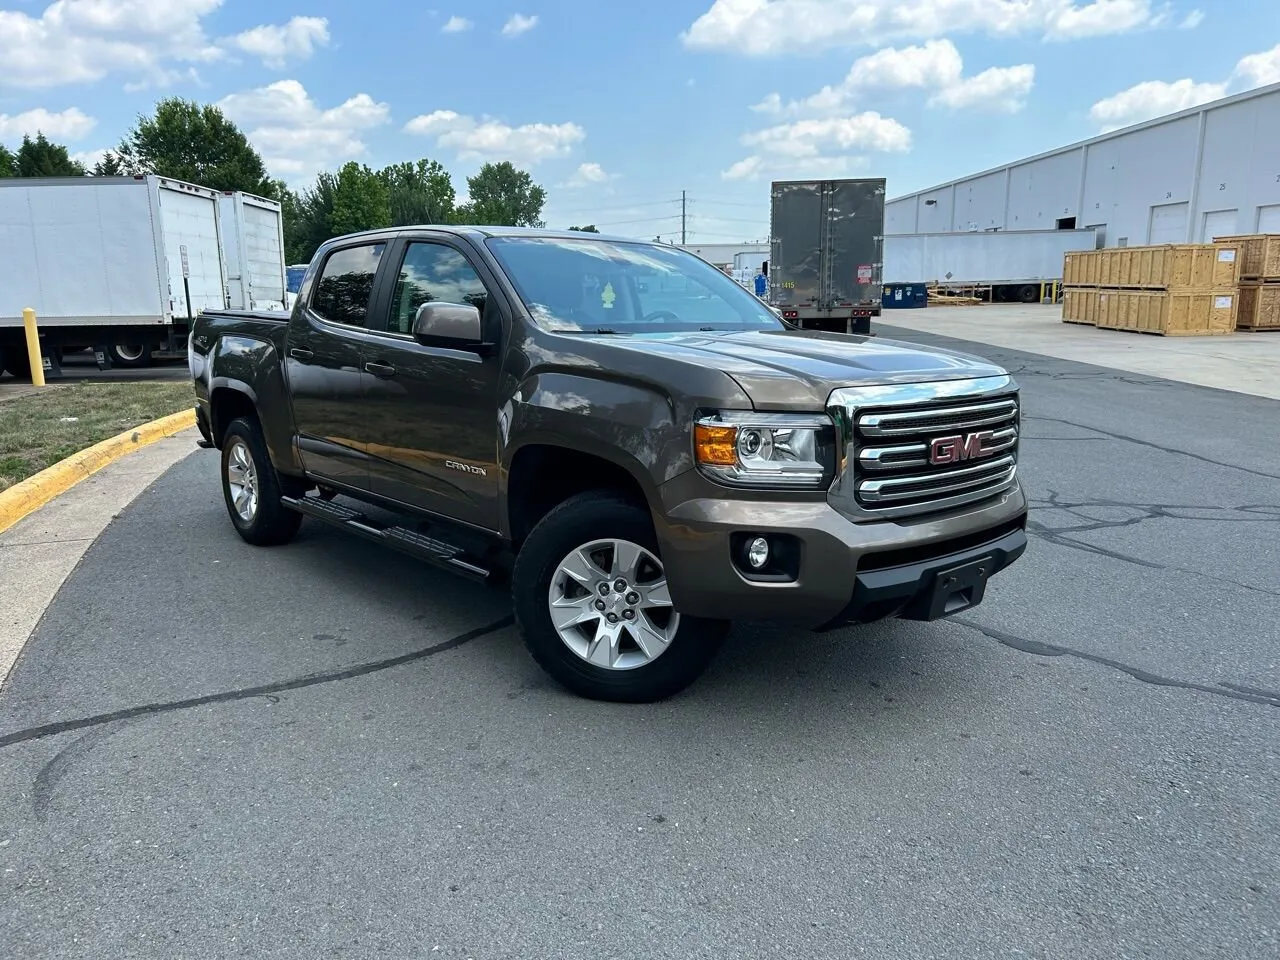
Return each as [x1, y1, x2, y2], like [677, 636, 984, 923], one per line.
[1, 1, 1278, 241]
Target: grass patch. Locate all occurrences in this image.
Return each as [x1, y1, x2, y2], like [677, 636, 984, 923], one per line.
[0, 381, 194, 492]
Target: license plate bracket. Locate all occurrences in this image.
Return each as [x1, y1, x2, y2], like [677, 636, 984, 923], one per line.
[924, 555, 994, 620]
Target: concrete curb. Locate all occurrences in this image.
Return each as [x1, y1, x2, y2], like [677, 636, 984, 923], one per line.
[0, 408, 196, 534]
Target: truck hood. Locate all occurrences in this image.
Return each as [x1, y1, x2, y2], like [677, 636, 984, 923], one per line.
[578, 328, 1009, 409]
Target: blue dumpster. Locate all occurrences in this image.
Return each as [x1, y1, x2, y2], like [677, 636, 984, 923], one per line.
[882, 283, 927, 309]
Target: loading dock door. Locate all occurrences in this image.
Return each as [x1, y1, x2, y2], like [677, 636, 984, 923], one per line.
[1202, 209, 1238, 242]
[1148, 202, 1189, 244]
[1258, 205, 1280, 233]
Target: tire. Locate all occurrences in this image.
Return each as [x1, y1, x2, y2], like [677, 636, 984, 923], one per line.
[512, 491, 728, 703]
[220, 416, 303, 546]
[108, 342, 153, 368]
[2, 346, 31, 379]
[1017, 284, 1039, 304]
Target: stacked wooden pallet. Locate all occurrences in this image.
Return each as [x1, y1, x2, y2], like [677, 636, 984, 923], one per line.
[1213, 235, 1280, 331]
[1061, 242, 1242, 336]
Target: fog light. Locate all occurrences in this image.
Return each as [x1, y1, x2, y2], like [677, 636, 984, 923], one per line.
[746, 536, 770, 570]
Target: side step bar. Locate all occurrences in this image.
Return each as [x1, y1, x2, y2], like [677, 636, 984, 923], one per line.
[281, 495, 491, 582]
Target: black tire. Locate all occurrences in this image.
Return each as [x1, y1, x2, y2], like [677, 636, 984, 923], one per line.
[108, 342, 153, 368]
[1017, 284, 1040, 304]
[2, 345, 31, 379]
[512, 491, 728, 703]
[220, 416, 303, 546]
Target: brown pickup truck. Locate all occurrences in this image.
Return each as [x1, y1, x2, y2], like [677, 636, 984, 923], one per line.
[189, 226, 1027, 702]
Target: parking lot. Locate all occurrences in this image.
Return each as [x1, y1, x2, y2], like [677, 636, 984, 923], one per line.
[0, 325, 1277, 959]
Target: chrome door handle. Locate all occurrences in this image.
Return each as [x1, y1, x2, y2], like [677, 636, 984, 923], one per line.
[364, 361, 397, 378]
[289, 347, 314, 361]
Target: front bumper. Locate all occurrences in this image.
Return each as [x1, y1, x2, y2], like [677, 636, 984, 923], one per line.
[654, 472, 1028, 629]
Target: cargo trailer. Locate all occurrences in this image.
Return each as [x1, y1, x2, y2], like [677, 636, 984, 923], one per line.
[0, 176, 285, 377]
[883, 228, 1099, 303]
[768, 178, 885, 334]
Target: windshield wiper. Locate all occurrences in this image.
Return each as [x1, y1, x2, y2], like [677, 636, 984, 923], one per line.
[554, 327, 631, 335]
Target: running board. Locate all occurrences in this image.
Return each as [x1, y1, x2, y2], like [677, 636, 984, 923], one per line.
[281, 495, 491, 582]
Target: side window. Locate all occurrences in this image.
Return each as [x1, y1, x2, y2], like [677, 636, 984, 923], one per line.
[311, 243, 385, 327]
[389, 242, 489, 335]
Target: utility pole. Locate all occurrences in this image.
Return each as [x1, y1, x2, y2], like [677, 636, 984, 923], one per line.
[681, 190, 687, 245]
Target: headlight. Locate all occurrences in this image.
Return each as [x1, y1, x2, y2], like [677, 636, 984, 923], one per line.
[694, 412, 834, 489]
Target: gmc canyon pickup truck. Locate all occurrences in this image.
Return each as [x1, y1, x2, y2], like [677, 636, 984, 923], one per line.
[190, 226, 1027, 702]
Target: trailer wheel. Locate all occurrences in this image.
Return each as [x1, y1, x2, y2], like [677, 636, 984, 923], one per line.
[108, 342, 153, 368]
[1017, 284, 1040, 304]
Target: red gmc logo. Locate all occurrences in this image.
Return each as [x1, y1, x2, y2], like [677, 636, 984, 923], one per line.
[929, 430, 997, 466]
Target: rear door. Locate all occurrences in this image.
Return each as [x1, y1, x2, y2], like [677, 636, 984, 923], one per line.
[770, 181, 824, 310]
[241, 196, 287, 309]
[156, 182, 225, 318]
[358, 235, 505, 530]
[826, 179, 885, 309]
[285, 239, 390, 491]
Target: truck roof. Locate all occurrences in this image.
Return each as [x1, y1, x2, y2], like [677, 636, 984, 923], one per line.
[321, 225, 660, 247]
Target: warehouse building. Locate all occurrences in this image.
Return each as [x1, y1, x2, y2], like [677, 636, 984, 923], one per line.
[886, 82, 1280, 249]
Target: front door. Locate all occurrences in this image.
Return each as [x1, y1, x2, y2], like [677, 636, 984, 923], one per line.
[360, 238, 503, 530]
[285, 240, 388, 491]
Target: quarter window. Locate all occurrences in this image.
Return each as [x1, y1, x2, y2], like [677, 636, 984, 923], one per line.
[311, 243, 385, 327]
[389, 242, 489, 335]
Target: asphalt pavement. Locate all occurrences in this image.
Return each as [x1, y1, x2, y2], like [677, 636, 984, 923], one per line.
[0, 328, 1277, 959]
[0, 351, 189, 387]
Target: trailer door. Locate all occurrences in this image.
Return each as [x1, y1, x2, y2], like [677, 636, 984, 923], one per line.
[826, 179, 885, 309]
[770, 181, 824, 309]
[242, 198, 287, 308]
[157, 185, 225, 318]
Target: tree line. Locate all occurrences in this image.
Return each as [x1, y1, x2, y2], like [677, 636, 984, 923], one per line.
[0, 98, 599, 264]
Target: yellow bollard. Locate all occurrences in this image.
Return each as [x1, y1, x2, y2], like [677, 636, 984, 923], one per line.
[22, 307, 45, 387]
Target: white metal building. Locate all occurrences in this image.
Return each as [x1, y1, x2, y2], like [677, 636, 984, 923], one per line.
[886, 82, 1280, 248]
[677, 242, 769, 269]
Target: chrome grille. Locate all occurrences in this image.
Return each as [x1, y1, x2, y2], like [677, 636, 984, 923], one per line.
[827, 377, 1021, 521]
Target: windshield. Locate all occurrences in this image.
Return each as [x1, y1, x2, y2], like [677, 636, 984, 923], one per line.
[486, 236, 784, 334]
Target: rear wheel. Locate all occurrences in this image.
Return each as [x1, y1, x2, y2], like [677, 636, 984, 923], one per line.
[220, 417, 302, 546]
[108, 342, 153, 368]
[512, 492, 727, 702]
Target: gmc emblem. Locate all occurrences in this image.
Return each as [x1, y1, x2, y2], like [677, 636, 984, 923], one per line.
[929, 430, 997, 466]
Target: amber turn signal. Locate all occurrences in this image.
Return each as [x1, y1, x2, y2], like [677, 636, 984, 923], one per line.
[694, 422, 738, 466]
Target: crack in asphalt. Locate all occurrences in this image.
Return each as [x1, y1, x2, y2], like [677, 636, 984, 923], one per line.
[955, 618, 1280, 709]
[1024, 415, 1280, 481]
[0, 616, 514, 750]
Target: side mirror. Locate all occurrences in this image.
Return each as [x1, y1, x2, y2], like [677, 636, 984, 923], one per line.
[412, 301, 487, 351]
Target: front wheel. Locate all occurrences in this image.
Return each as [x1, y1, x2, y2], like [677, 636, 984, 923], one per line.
[512, 492, 727, 702]
[220, 417, 302, 546]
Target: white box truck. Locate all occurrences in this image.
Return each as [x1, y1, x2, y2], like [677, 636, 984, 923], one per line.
[0, 175, 285, 375]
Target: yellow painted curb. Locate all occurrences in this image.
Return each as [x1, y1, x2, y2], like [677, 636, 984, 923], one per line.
[0, 409, 196, 534]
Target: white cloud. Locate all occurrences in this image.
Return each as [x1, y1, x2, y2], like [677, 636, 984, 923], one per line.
[218, 80, 390, 180]
[72, 147, 111, 169]
[0, 106, 96, 141]
[442, 15, 473, 33]
[1089, 79, 1227, 130]
[227, 16, 330, 69]
[723, 112, 909, 180]
[754, 40, 1035, 116]
[0, 0, 224, 88]
[1086, 41, 1280, 133]
[564, 162, 615, 187]
[502, 13, 539, 37]
[1179, 10, 1204, 29]
[1235, 43, 1280, 87]
[404, 110, 584, 164]
[930, 64, 1036, 113]
[682, 0, 1168, 54]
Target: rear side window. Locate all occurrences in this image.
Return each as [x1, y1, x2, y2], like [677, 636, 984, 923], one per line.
[311, 243, 385, 327]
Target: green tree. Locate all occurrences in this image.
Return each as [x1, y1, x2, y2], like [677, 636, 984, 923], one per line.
[117, 98, 272, 194]
[568, 224, 599, 233]
[15, 133, 86, 177]
[0, 145, 14, 178]
[456, 161, 546, 227]
[328, 162, 391, 237]
[92, 152, 124, 176]
[380, 158, 456, 226]
[282, 173, 337, 264]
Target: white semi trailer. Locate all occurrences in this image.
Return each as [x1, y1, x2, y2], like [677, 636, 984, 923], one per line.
[0, 175, 285, 376]
[883, 228, 1099, 302]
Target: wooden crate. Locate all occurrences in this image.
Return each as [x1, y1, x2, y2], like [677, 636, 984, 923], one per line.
[1101, 290, 1237, 336]
[1064, 243, 1241, 288]
[1237, 283, 1280, 330]
[1063, 253, 1085, 287]
[1212, 234, 1280, 280]
[1062, 288, 1094, 324]
[1094, 291, 1123, 329]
